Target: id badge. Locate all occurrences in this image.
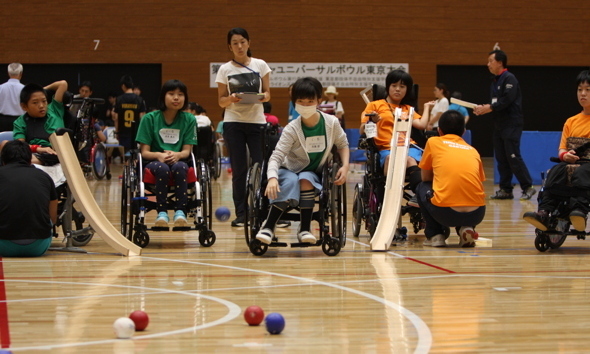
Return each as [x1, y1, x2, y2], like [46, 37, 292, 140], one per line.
[491, 97, 498, 104]
[160, 128, 180, 144]
[306, 136, 326, 153]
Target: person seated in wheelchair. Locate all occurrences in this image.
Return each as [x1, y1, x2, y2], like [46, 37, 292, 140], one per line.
[359, 70, 430, 205]
[0, 80, 68, 166]
[255, 77, 349, 245]
[135, 79, 197, 228]
[0, 140, 58, 257]
[417, 110, 486, 247]
[523, 70, 590, 232]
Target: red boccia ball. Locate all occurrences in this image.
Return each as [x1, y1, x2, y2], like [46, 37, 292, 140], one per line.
[244, 305, 265, 326]
[129, 310, 149, 331]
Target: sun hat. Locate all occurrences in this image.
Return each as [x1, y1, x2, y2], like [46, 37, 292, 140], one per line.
[325, 86, 339, 96]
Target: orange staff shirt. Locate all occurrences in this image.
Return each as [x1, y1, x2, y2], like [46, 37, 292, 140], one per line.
[419, 134, 486, 207]
[559, 112, 590, 150]
[361, 100, 420, 150]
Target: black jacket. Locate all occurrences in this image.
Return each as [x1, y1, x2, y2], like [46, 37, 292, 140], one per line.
[489, 70, 523, 128]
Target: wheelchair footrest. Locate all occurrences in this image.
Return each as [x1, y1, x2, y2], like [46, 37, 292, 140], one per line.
[151, 226, 170, 231]
[290, 242, 319, 248]
[172, 226, 192, 231]
[268, 242, 289, 247]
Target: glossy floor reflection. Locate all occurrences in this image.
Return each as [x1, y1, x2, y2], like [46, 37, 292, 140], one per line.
[1, 158, 588, 353]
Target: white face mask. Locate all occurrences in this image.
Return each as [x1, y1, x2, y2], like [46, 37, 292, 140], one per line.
[295, 104, 317, 119]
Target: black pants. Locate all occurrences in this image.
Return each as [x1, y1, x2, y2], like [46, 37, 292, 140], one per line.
[0, 114, 19, 132]
[223, 122, 265, 217]
[494, 124, 533, 192]
[540, 162, 590, 214]
[416, 181, 486, 238]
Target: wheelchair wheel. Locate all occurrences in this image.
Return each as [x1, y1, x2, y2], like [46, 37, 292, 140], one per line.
[244, 162, 263, 247]
[548, 219, 570, 249]
[199, 230, 216, 247]
[133, 228, 150, 248]
[70, 207, 93, 246]
[322, 237, 341, 256]
[91, 143, 108, 180]
[329, 162, 346, 250]
[352, 184, 363, 237]
[535, 231, 550, 252]
[197, 161, 213, 230]
[212, 141, 222, 180]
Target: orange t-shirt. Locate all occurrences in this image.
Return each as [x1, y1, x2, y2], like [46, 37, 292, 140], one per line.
[559, 112, 590, 150]
[361, 100, 421, 150]
[419, 134, 486, 207]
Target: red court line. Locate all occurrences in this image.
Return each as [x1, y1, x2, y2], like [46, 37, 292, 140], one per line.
[0, 258, 10, 348]
[404, 256, 456, 273]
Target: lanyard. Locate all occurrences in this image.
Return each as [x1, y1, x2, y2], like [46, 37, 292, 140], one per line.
[232, 59, 261, 79]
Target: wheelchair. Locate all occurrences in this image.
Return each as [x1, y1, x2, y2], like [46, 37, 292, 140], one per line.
[195, 126, 221, 180]
[531, 138, 590, 252]
[120, 149, 215, 248]
[69, 97, 111, 180]
[243, 126, 347, 257]
[351, 136, 424, 240]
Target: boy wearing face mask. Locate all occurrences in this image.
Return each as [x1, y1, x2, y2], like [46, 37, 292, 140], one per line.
[255, 77, 349, 245]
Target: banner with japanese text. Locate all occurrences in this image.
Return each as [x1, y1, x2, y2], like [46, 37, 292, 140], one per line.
[210, 62, 409, 88]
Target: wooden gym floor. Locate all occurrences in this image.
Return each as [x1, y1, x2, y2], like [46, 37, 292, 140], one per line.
[1, 158, 588, 353]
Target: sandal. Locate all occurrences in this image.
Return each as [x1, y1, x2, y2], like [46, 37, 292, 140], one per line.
[297, 231, 316, 244]
[256, 228, 274, 245]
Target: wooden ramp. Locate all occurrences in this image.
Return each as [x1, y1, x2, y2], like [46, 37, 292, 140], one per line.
[50, 132, 142, 257]
[370, 108, 413, 251]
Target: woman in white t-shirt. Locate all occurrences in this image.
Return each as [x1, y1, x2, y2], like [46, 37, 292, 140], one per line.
[320, 85, 345, 128]
[426, 83, 450, 130]
[215, 27, 271, 227]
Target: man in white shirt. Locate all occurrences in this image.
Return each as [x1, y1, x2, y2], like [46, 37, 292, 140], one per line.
[0, 63, 25, 132]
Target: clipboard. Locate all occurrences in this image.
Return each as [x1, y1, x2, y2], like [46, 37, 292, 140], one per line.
[235, 92, 265, 104]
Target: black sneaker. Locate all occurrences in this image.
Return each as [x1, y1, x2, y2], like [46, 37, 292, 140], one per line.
[523, 210, 549, 231]
[276, 220, 291, 228]
[520, 187, 537, 201]
[490, 189, 514, 200]
[569, 209, 587, 232]
[231, 216, 245, 227]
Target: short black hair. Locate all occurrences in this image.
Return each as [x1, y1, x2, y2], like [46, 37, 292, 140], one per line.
[79, 81, 92, 91]
[438, 110, 465, 136]
[120, 75, 134, 90]
[158, 79, 189, 111]
[1, 140, 32, 165]
[576, 70, 590, 86]
[385, 70, 414, 105]
[291, 77, 323, 105]
[20, 83, 47, 104]
[451, 91, 462, 100]
[489, 50, 508, 67]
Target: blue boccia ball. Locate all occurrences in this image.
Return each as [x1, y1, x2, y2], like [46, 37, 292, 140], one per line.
[265, 313, 285, 335]
[215, 206, 231, 222]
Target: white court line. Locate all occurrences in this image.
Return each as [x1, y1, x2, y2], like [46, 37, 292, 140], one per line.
[142, 256, 433, 354]
[2, 280, 241, 351]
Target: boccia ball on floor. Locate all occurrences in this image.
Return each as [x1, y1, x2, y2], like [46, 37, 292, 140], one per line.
[113, 317, 135, 339]
[129, 310, 149, 331]
[215, 206, 231, 222]
[265, 313, 285, 334]
[244, 305, 265, 326]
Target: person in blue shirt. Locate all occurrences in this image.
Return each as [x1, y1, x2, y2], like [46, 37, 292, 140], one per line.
[448, 91, 470, 124]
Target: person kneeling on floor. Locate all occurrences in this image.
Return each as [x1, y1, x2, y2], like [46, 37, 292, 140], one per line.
[417, 110, 486, 247]
[255, 77, 349, 245]
[0, 140, 58, 257]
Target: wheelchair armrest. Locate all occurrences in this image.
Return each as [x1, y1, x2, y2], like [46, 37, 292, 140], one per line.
[55, 128, 74, 136]
[549, 157, 561, 163]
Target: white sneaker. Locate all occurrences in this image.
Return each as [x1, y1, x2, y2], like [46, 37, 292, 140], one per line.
[422, 238, 432, 246]
[458, 227, 477, 247]
[297, 231, 316, 244]
[428, 234, 447, 247]
[256, 228, 274, 245]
